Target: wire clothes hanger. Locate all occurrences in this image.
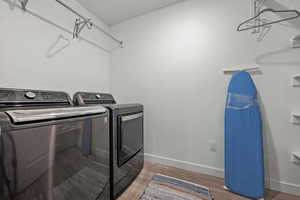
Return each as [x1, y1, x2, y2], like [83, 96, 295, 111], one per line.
[237, 8, 300, 32]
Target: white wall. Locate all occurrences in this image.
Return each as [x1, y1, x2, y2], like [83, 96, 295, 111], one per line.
[0, 0, 111, 95]
[111, 0, 300, 195]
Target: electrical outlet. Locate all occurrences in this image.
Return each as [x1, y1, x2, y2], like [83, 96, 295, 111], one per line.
[209, 140, 217, 152]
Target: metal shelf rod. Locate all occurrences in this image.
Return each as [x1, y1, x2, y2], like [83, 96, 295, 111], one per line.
[55, 0, 123, 46]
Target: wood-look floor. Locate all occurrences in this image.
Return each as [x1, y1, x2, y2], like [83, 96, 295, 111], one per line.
[118, 161, 300, 200]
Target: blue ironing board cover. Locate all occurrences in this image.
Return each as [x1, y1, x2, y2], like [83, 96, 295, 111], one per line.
[225, 71, 264, 199]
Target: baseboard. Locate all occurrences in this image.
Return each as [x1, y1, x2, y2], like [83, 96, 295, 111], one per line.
[144, 153, 300, 196]
[268, 178, 300, 197]
[144, 153, 224, 178]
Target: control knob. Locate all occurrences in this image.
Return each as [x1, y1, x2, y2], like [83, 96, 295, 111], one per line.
[25, 91, 36, 99]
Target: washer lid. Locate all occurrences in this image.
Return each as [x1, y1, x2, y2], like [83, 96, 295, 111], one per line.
[6, 106, 106, 123]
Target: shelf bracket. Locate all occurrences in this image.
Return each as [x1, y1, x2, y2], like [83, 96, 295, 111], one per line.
[291, 34, 300, 48]
[73, 18, 92, 39]
[291, 74, 300, 87]
[291, 152, 300, 164]
[19, 0, 29, 10]
[291, 113, 300, 124]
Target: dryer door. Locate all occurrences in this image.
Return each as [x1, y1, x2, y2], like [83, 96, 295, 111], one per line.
[117, 112, 143, 167]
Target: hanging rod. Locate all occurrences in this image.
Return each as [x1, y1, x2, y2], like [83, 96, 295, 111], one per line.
[55, 0, 123, 47]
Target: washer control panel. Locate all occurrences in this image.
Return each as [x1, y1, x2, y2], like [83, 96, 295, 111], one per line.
[0, 88, 71, 106]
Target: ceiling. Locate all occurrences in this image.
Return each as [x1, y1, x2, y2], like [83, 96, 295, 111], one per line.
[76, 0, 185, 26]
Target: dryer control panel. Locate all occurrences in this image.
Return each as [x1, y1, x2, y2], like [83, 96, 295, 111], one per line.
[73, 92, 116, 105]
